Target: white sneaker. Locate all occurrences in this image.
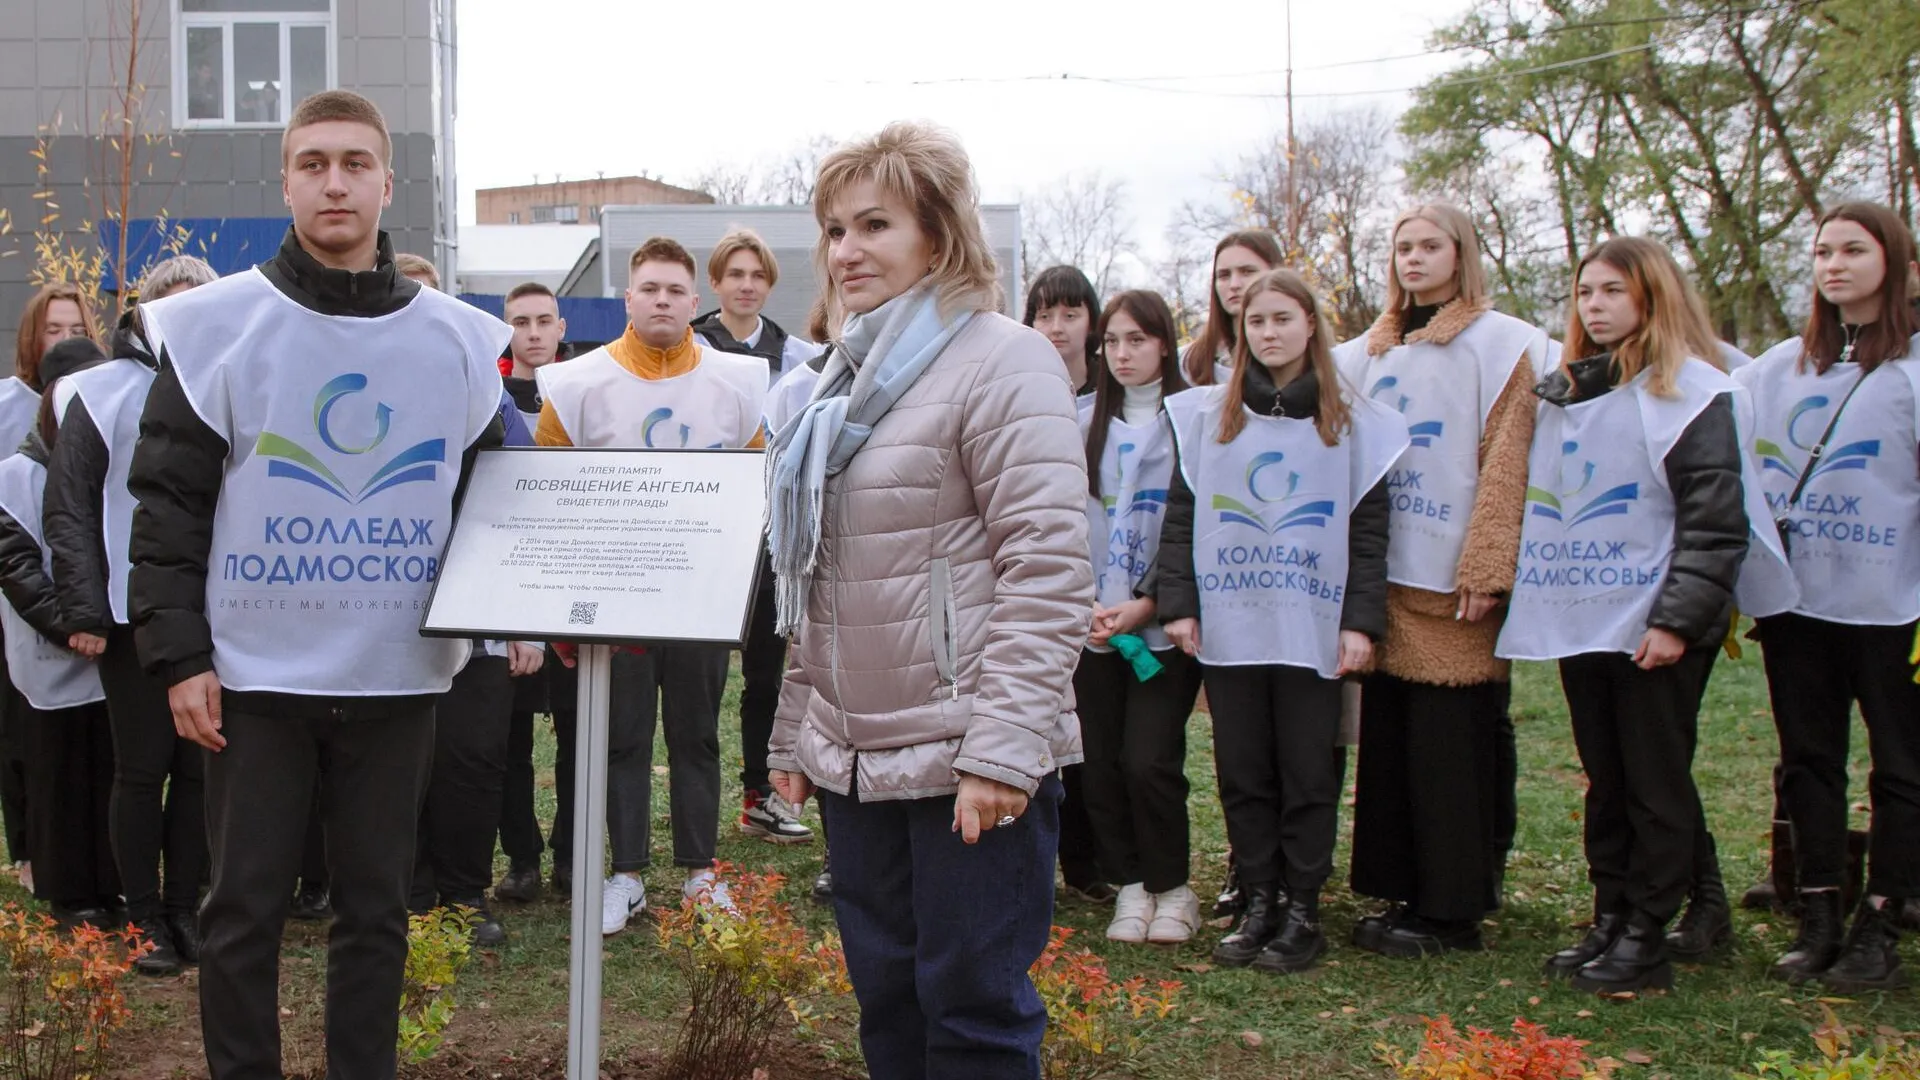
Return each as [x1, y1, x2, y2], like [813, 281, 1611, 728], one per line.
[1146, 884, 1202, 944]
[1106, 883, 1156, 943]
[684, 870, 738, 916]
[600, 874, 646, 936]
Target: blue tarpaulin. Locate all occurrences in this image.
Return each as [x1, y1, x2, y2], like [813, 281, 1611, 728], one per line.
[96, 216, 292, 291]
[459, 293, 628, 345]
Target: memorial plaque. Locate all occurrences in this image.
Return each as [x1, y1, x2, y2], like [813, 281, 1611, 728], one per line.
[421, 447, 766, 645]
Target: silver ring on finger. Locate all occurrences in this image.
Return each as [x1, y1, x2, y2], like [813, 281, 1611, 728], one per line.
[996, 815, 1016, 827]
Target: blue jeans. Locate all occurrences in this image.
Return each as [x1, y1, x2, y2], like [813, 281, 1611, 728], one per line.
[818, 771, 1062, 1080]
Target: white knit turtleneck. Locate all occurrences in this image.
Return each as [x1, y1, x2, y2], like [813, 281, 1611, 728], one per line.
[1121, 380, 1163, 426]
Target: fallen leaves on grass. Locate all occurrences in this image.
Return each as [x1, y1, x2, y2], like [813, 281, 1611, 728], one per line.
[1239, 1031, 1264, 1049]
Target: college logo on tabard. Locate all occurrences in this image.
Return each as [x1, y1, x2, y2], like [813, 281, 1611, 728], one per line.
[1213, 451, 1334, 533]
[1755, 394, 1881, 483]
[1367, 376, 1444, 447]
[255, 374, 446, 504]
[641, 407, 725, 449]
[1100, 442, 1169, 518]
[1525, 441, 1638, 527]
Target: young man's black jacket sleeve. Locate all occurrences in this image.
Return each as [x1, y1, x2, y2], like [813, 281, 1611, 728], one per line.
[126, 357, 226, 684]
[0, 508, 66, 644]
[1650, 393, 1749, 645]
[43, 398, 115, 636]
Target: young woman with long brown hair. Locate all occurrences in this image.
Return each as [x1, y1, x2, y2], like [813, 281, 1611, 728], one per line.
[1737, 201, 1920, 992]
[1156, 269, 1407, 974]
[1498, 236, 1788, 993]
[1182, 230, 1285, 389]
[1072, 289, 1203, 944]
[1335, 202, 1548, 959]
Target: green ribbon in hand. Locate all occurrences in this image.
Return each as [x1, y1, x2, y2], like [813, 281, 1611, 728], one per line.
[1109, 633, 1164, 682]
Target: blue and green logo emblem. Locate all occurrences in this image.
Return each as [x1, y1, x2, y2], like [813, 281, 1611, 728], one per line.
[1214, 451, 1334, 532]
[1368, 376, 1443, 447]
[1525, 441, 1638, 526]
[255, 374, 446, 504]
[1755, 394, 1880, 483]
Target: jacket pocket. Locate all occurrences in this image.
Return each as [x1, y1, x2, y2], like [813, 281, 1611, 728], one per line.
[928, 556, 959, 701]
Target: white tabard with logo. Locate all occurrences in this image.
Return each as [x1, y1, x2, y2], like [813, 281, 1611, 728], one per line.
[1333, 310, 1547, 591]
[1735, 335, 1920, 626]
[60, 359, 155, 624]
[1165, 384, 1410, 677]
[0, 454, 104, 710]
[538, 343, 769, 449]
[1498, 359, 1786, 660]
[0, 376, 38, 456]
[140, 269, 511, 695]
[1080, 402, 1175, 653]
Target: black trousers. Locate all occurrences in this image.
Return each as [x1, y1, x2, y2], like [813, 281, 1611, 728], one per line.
[199, 702, 434, 1080]
[21, 701, 117, 905]
[1760, 613, 1920, 898]
[0, 680, 27, 863]
[501, 647, 575, 869]
[1203, 663, 1344, 894]
[414, 657, 512, 906]
[300, 784, 326, 887]
[607, 646, 727, 871]
[101, 624, 206, 921]
[1559, 649, 1713, 923]
[1071, 647, 1201, 893]
[1351, 674, 1508, 921]
[738, 552, 784, 796]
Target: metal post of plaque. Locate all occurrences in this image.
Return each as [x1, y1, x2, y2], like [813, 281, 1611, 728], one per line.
[419, 447, 767, 1080]
[566, 644, 613, 1079]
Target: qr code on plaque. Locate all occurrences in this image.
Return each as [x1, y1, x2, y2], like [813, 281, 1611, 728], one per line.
[568, 601, 599, 627]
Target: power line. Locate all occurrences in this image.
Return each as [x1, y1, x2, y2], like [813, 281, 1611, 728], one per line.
[841, 1, 1807, 99]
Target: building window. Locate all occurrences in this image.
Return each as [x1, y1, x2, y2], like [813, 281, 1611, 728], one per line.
[507, 212, 520, 224]
[553, 205, 580, 224]
[588, 205, 602, 223]
[177, 1, 334, 128]
[531, 205, 555, 224]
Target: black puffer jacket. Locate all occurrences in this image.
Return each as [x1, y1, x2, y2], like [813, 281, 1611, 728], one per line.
[43, 306, 155, 636]
[126, 227, 506, 686]
[1534, 355, 1748, 646]
[1154, 364, 1393, 640]
[0, 433, 66, 644]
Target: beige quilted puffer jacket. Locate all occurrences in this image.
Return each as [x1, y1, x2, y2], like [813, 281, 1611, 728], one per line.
[766, 311, 1094, 802]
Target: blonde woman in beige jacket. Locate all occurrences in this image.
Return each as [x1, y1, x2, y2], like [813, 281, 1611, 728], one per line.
[764, 123, 1093, 1080]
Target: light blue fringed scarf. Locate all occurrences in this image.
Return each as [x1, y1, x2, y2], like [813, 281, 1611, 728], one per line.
[765, 283, 973, 636]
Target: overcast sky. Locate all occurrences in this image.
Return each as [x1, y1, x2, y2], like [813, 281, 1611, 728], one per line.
[455, 0, 1469, 254]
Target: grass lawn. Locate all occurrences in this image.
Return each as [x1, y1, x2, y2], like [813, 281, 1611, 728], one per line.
[7, 646, 1916, 1078]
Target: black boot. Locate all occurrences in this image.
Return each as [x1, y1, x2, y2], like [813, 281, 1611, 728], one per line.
[1898, 898, 1920, 933]
[1571, 911, 1673, 993]
[1213, 854, 1245, 919]
[1819, 898, 1908, 993]
[1771, 888, 1845, 983]
[290, 881, 331, 922]
[1544, 911, 1626, 979]
[1668, 860, 1732, 960]
[132, 917, 183, 976]
[811, 852, 833, 904]
[446, 896, 507, 947]
[1368, 912, 1484, 959]
[1212, 882, 1283, 967]
[494, 862, 542, 903]
[166, 911, 203, 965]
[1252, 891, 1327, 974]
[1351, 903, 1405, 951]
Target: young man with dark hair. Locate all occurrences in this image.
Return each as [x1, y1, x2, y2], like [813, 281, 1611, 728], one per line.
[536, 236, 768, 934]
[501, 282, 567, 430]
[127, 90, 512, 1080]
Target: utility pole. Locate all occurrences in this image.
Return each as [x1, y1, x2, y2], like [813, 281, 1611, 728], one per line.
[1284, 0, 1299, 256]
